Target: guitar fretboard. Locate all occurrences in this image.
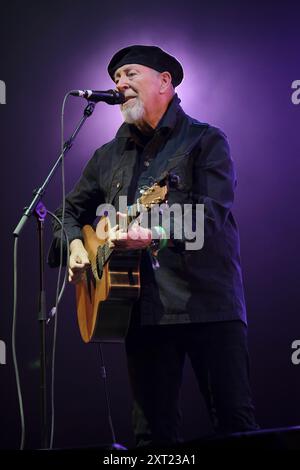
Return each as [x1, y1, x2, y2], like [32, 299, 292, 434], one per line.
[96, 202, 141, 273]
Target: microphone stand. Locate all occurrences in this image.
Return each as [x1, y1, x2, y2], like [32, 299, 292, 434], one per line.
[13, 101, 96, 449]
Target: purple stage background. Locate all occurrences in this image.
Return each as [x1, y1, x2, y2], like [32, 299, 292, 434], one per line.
[0, 0, 300, 449]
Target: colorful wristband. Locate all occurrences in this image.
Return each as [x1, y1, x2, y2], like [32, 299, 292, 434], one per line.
[153, 226, 167, 252]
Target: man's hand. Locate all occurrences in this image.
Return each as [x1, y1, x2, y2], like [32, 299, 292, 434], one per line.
[110, 213, 152, 250]
[69, 239, 90, 284]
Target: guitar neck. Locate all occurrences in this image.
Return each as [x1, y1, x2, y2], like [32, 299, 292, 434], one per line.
[96, 178, 168, 277]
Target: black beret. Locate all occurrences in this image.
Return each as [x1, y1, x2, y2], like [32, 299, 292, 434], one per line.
[107, 45, 184, 87]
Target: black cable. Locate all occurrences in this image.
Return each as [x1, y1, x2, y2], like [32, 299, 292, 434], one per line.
[48, 210, 69, 451]
[49, 92, 71, 450]
[47, 93, 121, 451]
[12, 237, 25, 450]
[98, 343, 117, 446]
[46, 211, 69, 314]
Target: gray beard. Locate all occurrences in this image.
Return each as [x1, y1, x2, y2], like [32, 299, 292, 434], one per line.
[121, 98, 145, 124]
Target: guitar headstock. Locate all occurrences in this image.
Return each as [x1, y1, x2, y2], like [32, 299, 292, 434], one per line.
[139, 182, 168, 210]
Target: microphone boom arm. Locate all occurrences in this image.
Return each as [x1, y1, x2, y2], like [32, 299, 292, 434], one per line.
[13, 101, 96, 237]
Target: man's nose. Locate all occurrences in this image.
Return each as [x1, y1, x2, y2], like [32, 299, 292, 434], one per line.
[116, 75, 130, 91]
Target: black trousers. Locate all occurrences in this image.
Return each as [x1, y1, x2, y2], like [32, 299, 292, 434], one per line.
[125, 320, 258, 446]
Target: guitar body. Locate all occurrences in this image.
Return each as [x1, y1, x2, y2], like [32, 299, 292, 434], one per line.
[76, 217, 140, 343]
[75, 177, 168, 344]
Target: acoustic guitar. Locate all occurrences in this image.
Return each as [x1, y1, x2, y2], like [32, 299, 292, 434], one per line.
[76, 176, 168, 343]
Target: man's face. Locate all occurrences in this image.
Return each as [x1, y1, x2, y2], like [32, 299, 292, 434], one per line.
[114, 64, 162, 125]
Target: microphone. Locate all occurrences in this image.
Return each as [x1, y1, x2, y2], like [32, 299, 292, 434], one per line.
[70, 89, 125, 105]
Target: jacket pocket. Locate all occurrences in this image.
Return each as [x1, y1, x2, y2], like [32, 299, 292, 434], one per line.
[166, 152, 193, 193]
[166, 153, 189, 172]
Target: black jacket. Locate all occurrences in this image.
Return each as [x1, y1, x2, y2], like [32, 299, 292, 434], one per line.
[49, 95, 247, 325]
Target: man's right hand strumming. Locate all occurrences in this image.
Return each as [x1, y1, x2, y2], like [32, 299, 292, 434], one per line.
[69, 239, 90, 284]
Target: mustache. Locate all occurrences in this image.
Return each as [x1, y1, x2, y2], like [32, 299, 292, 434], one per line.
[122, 87, 138, 102]
[124, 94, 138, 102]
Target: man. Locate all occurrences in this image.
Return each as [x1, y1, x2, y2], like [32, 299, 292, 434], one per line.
[49, 45, 258, 446]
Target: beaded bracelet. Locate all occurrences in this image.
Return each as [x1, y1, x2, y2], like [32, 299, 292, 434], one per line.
[148, 226, 168, 269]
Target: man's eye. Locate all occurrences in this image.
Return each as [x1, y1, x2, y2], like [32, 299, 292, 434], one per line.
[127, 72, 136, 78]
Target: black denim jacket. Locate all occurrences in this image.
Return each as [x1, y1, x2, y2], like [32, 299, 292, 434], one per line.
[48, 95, 247, 325]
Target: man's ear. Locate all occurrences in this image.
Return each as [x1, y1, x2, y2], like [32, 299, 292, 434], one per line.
[160, 71, 172, 93]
